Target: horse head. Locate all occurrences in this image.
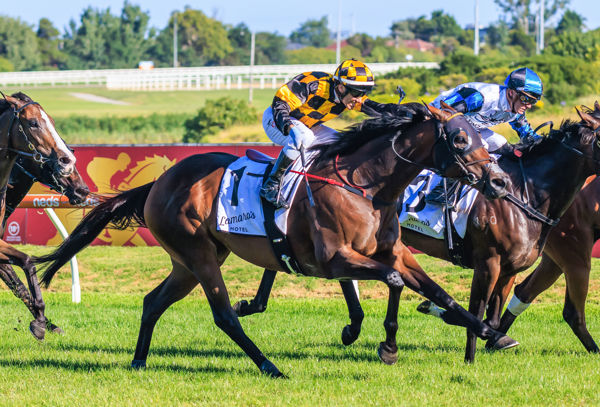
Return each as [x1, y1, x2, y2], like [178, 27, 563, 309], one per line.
[0, 92, 77, 181]
[426, 101, 511, 200]
[13, 154, 90, 205]
[573, 101, 600, 174]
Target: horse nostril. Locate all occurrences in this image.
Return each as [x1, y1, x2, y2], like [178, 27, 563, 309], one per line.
[59, 156, 72, 166]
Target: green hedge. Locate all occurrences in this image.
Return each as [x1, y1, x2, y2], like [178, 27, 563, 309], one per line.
[183, 97, 258, 143]
[55, 113, 190, 135]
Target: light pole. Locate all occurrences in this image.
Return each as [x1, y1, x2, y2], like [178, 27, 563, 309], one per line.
[474, 0, 480, 55]
[249, 31, 255, 103]
[336, 0, 342, 65]
[173, 12, 178, 68]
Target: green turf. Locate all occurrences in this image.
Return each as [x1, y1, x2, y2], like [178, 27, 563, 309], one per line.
[0, 246, 599, 405]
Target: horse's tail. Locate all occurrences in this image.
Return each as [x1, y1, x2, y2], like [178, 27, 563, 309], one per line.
[34, 182, 154, 287]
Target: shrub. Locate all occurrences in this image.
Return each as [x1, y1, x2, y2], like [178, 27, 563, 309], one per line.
[183, 97, 258, 143]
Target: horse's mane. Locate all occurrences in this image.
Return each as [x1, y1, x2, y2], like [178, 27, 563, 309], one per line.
[506, 106, 600, 159]
[311, 102, 432, 162]
[0, 92, 33, 115]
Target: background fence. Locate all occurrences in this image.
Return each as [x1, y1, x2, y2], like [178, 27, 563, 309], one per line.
[0, 62, 438, 90]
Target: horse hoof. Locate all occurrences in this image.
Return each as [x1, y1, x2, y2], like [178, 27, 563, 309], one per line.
[417, 300, 433, 314]
[377, 342, 398, 365]
[47, 321, 65, 335]
[131, 359, 147, 370]
[489, 335, 519, 351]
[260, 360, 286, 378]
[233, 300, 249, 317]
[29, 320, 46, 341]
[341, 325, 359, 346]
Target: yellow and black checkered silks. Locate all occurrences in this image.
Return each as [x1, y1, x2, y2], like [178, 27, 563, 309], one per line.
[334, 59, 375, 88]
[272, 71, 366, 131]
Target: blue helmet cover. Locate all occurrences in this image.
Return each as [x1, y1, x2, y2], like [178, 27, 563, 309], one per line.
[504, 67, 543, 98]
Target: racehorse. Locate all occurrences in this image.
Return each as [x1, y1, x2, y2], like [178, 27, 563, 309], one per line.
[492, 104, 600, 352]
[2, 154, 89, 339]
[0, 92, 83, 339]
[233, 103, 600, 363]
[33, 103, 515, 377]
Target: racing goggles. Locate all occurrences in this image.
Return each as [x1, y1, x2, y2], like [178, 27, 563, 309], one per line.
[345, 86, 370, 98]
[517, 92, 540, 105]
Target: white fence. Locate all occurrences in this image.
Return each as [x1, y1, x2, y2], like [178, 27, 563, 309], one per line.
[0, 62, 439, 91]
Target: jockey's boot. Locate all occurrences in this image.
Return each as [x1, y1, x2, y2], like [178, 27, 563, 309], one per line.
[426, 179, 461, 206]
[260, 152, 294, 209]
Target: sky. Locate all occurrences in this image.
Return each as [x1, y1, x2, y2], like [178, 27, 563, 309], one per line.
[3, 0, 599, 38]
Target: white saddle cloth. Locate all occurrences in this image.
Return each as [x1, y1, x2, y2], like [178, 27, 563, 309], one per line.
[399, 170, 478, 239]
[216, 153, 317, 236]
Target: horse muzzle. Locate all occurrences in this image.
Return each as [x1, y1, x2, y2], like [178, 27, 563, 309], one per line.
[479, 162, 511, 200]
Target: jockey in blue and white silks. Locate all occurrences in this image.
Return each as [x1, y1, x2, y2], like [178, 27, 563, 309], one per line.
[431, 67, 543, 152]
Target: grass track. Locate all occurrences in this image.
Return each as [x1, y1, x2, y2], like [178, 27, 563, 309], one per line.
[1, 246, 600, 405]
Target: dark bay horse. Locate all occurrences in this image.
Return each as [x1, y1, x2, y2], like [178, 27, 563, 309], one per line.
[234, 103, 600, 363]
[34, 103, 515, 377]
[2, 154, 89, 339]
[0, 92, 83, 339]
[492, 104, 600, 352]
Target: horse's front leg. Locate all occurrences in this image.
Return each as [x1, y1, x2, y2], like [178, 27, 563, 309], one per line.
[0, 242, 48, 340]
[340, 280, 365, 346]
[326, 247, 405, 365]
[233, 269, 277, 317]
[465, 260, 501, 363]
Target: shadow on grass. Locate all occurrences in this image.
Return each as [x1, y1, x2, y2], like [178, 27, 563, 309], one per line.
[0, 356, 235, 374]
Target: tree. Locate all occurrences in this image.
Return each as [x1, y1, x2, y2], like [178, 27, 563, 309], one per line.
[151, 8, 233, 67]
[391, 10, 462, 43]
[289, 17, 331, 47]
[346, 33, 376, 57]
[486, 21, 510, 48]
[224, 23, 251, 65]
[0, 16, 41, 71]
[556, 9, 585, 35]
[37, 18, 67, 69]
[493, 0, 570, 34]
[255, 32, 286, 65]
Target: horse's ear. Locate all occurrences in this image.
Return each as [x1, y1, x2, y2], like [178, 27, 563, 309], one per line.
[576, 106, 600, 131]
[595, 100, 600, 113]
[439, 100, 456, 113]
[425, 103, 449, 122]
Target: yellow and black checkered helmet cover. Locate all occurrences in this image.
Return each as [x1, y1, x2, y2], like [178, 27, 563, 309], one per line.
[334, 59, 375, 91]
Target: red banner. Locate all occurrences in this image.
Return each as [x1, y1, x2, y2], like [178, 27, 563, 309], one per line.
[3, 144, 281, 246]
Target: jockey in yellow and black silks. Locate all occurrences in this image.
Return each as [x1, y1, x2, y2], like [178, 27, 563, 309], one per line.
[261, 58, 400, 208]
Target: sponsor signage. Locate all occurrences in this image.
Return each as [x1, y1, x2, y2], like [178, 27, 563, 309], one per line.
[3, 144, 281, 246]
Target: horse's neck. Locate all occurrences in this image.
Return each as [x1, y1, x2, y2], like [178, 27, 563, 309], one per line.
[507, 146, 592, 220]
[5, 170, 34, 219]
[342, 122, 433, 203]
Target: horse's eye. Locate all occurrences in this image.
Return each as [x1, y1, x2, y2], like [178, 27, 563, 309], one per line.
[452, 132, 470, 151]
[28, 119, 39, 128]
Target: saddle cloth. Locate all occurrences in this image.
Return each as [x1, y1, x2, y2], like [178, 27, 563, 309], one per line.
[216, 151, 317, 236]
[398, 170, 479, 239]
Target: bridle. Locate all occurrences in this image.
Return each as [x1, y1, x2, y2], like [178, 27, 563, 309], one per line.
[1, 99, 70, 187]
[391, 112, 494, 186]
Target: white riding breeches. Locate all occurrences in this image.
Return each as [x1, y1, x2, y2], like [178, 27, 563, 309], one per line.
[479, 128, 507, 152]
[263, 107, 338, 160]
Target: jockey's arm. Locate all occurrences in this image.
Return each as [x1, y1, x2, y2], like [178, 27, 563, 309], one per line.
[432, 86, 483, 113]
[509, 114, 540, 141]
[272, 76, 315, 135]
[359, 98, 407, 117]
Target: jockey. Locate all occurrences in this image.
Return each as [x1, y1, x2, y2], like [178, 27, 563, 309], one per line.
[431, 67, 543, 152]
[261, 58, 401, 208]
[425, 67, 543, 205]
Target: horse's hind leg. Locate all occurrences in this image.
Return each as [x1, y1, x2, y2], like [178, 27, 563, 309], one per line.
[0, 242, 48, 340]
[340, 280, 364, 346]
[563, 266, 599, 352]
[197, 261, 284, 377]
[132, 260, 200, 368]
[233, 269, 277, 317]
